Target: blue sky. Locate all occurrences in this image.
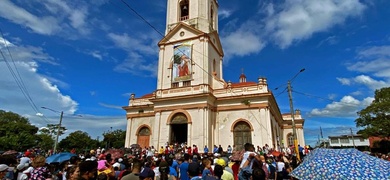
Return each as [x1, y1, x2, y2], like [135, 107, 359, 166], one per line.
[0, 0, 389, 147]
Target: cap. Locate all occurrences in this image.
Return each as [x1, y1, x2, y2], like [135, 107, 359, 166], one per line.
[16, 163, 29, 170]
[0, 164, 10, 172]
[118, 158, 123, 162]
[139, 167, 155, 178]
[214, 153, 220, 157]
[215, 158, 226, 167]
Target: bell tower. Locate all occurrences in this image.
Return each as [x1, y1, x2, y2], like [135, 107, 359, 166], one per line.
[156, 0, 224, 94]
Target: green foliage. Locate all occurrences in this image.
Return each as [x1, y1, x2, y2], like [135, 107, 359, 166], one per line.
[355, 87, 390, 138]
[39, 124, 67, 139]
[0, 110, 39, 151]
[58, 131, 96, 151]
[103, 129, 126, 148]
[36, 134, 54, 150]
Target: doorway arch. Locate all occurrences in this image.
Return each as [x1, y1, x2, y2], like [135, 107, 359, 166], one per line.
[232, 120, 252, 149]
[136, 125, 151, 148]
[169, 112, 189, 144]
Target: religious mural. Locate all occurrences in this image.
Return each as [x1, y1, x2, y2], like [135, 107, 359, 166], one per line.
[172, 42, 192, 82]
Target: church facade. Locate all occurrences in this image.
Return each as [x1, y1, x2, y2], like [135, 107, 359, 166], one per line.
[123, 0, 305, 150]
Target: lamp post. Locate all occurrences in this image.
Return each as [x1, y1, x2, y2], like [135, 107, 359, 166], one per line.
[286, 68, 305, 161]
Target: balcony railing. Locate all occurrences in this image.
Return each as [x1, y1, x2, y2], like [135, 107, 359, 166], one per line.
[180, 15, 189, 21]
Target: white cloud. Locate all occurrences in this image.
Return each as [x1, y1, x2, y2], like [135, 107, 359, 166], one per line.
[309, 95, 361, 117]
[222, 30, 266, 58]
[337, 75, 388, 90]
[108, 33, 156, 55]
[264, 0, 366, 48]
[337, 77, 351, 85]
[0, 0, 61, 35]
[219, 9, 233, 19]
[114, 52, 158, 77]
[347, 46, 390, 78]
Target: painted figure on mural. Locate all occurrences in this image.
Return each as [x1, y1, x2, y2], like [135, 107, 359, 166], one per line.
[179, 54, 190, 76]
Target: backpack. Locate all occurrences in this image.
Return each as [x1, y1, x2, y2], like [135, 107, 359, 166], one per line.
[268, 164, 276, 179]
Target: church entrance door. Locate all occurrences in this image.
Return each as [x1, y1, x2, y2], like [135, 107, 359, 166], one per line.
[233, 121, 252, 149]
[137, 127, 151, 148]
[170, 113, 188, 144]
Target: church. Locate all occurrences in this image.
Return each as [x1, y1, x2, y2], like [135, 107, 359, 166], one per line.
[123, 0, 305, 151]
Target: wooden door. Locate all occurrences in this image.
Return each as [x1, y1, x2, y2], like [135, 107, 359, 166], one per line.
[233, 122, 252, 149]
[137, 127, 151, 148]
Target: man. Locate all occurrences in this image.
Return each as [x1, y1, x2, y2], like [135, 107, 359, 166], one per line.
[0, 164, 11, 180]
[203, 146, 209, 155]
[179, 154, 190, 180]
[139, 167, 155, 180]
[78, 161, 98, 180]
[187, 162, 201, 180]
[215, 159, 233, 180]
[122, 159, 142, 180]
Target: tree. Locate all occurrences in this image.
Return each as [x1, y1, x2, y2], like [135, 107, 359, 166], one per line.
[36, 134, 55, 150]
[355, 87, 390, 138]
[58, 131, 97, 151]
[103, 129, 126, 148]
[0, 110, 39, 151]
[39, 124, 67, 140]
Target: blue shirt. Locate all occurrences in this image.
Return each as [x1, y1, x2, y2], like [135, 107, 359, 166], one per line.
[169, 166, 178, 177]
[204, 147, 209, 153]
[179, 162, 189, 180]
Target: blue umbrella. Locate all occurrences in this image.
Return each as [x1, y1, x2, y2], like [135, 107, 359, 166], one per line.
[46, 152, 77, 164]
[290, 148, 390, 179]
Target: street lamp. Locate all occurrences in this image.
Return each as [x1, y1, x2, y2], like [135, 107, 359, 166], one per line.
[286, 68, 305, 161]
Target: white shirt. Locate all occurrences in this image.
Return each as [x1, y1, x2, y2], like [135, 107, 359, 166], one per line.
[239, 151, 255, 169]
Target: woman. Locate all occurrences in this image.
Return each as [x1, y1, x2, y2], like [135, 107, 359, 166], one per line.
[65, 166, 79, 180]
[29, 155, 51, 180]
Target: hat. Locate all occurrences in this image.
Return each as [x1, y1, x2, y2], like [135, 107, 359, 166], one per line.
[213, 153, 220, 157]
[139, 167, 155, 178]
[215, 158, 226, 167]
[118, 158, 123, 162]
[0, 164, 10, 172]
[16, 163, 29, 170]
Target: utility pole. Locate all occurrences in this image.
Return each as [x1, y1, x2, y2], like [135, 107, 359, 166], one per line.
[53, 111, 63, 154]
[350, 128, 356, 148]
[287, 80, 300, 161]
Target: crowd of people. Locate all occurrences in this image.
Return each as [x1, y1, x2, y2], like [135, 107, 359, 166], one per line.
[0, 142, 314, 180]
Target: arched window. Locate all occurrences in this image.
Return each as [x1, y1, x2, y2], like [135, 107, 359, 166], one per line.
[287, 133, 294, 146]
[213, 59, 216, 75]
[180, 0, 189, 21]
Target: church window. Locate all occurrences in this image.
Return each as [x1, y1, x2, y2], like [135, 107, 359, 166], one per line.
[210, 6, 214, 29]
[183, 80, 191, 87]
[180, 0, 189, 21]
[138, 110, 144, 113]
[287, 133, 294, 146]
[213, 59, 216, 74]
[330, 138, 339, 144]
[172, 82, 179, 88]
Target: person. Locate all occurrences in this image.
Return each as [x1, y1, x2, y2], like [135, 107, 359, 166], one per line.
[122, 159, 142, 180]
[215, 159, 233, 180]
[178, 154, 190, 180]
[78, 161, 98, 180]
[0, 164, 11, 180]
[227, 145, 233, 157]
[66, 166, 79, 180]
[178, 55, 190, 77]
[156, 161, 174, 180]
[251, 167, 266, 180]
[203, 146, 209, 155]
[29, 155, 51, 180]
[187, 162, 201, 180]
[16, 163, 29, 180]
[201, 159, 212, 179]
[275, 157, 285, 180]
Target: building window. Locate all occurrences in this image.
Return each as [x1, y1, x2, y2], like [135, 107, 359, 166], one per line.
[138, 110, 144, 113]
[183, 81, 191, 87]
[180, 0, 189, 21]
[172, 82, 179, 88]
[287, 133, 293, 146]
[360, 138, 364, 142]
[330, 139, 339, 144]
[340, 138, 349, 143]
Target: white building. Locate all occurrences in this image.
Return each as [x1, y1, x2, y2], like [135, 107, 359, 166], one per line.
[328, 135, 369, 148]
[123, 0, 305, 150]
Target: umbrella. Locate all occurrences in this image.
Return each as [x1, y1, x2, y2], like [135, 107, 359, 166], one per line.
[290, 148, 390, 180]
[46, 152, 77, 164]
[3, 150, 18, 155]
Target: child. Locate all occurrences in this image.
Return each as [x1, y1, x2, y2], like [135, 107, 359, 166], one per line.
[202, 159, 213, 179]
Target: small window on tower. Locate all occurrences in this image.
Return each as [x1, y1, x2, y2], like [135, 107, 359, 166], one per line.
[172, 82, 179, 88]
[183, 81, 191, 87]
[180, 0, 189, 21]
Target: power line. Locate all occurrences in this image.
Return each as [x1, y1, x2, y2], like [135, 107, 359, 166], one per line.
[0, 28, 51, 124]
[292, 90, 362, 107]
